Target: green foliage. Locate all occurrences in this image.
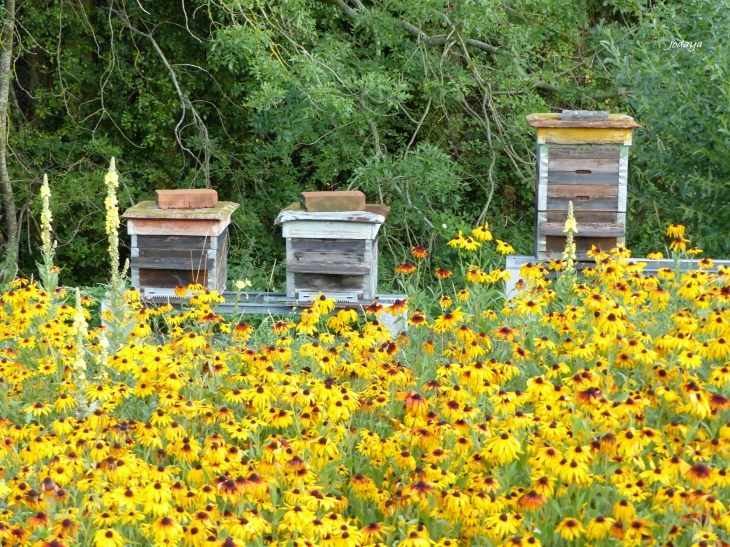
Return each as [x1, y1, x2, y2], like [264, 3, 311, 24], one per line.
[6, 0, 722, 288]
[603, 0, 730, 256]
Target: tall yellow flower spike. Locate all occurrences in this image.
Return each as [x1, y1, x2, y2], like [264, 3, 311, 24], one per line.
[563, 200, 578, 274]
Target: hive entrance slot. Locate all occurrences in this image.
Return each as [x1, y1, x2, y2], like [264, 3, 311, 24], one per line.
[575, 196, 590, 200]
[575, 169, 592, 174]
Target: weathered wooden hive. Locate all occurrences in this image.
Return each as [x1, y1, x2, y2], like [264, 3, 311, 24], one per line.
[122, 189, 239, 296]
[275, 191, 389, 303]
[526, 111, 640, 261]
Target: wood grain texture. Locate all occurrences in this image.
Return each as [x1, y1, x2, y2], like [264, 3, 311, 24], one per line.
[290, 238, 367, 253]
[215, 246, 228, 292]
[139, 268, 208, 288]
[281, 220, 379, 239]
[539, 222, 625, 237]
[135, 230, 227, 251]
[547, 171, 619, 185]
[127, 218, 230, 237]
[293, 251, 366, 262]
[546, 198, 619, 212]
[131, 256, 215, 270]
[287, 260, 371, 275]
[545, 211, 623, 223]
[293, 273, 365, 293]
[527, 113, 640, 128]
[548, 158, 619, 172]
[537, 128, 632, 145]
[136, 248, 211, 260]
[547, 184, 618, 198]
[547, 145, 621, 159]
[545, 236, 618, 252]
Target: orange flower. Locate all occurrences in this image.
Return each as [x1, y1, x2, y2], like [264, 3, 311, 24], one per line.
[395, 263, 417, 274]
[412, 246, 428, 259]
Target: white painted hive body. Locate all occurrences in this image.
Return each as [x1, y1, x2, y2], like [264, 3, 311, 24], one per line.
[275, 205, 390, 302]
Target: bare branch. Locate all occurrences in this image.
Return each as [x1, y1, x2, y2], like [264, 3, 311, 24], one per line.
[0, 0, 18, 274]
[107, 6, 212, 187]
[315, 0, 629, 99]
[317, 0, 358, 20]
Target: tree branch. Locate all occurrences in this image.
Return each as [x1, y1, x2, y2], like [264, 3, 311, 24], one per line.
[107, 6, 212, 187]
[316, 0, 629, 99]
[0, 0, 18, 279]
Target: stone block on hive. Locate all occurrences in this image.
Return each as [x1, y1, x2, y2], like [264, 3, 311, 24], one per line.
[300, 191, 366, 212]
[156, 189, 218, 209]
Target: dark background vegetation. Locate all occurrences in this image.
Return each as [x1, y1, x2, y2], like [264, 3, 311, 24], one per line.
[2, 0, 728, 289]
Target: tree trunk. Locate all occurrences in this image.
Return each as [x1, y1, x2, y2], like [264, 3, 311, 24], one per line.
[0, 0, 16, 275]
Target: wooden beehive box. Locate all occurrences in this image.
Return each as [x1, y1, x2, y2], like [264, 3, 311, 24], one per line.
[122, 191, 239, 296]
[274, 202, 390, 303]
[526, 112, 640, 261]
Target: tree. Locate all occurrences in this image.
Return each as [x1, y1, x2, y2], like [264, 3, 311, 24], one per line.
[604, 0, 730, 256]
[0, 0, 16, 281]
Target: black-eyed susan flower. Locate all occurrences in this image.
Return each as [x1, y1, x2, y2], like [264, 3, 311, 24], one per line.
[555, 517, 584, 540]
[412, 246, 428, 259]
[395, 263, 416, 274]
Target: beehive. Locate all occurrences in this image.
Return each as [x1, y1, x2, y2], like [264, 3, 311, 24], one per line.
[526, 112, 640, 261]
[122, 190, 239, 296]
[275, 200, 389, 303]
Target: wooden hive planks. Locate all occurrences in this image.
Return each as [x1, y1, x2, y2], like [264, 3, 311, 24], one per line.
[286, 261, 371, 275]
[535, 143, 629, 261]
[132, 228, 229, 293]
[276, 202, 388, 302]
[285, 237, 374, 300]
[546, 145, 621, 159]
[547, 158, 619, 173]
[527, 113, 638, 263]
[293, 273, 366, 293]
[123, 200, 236, 295]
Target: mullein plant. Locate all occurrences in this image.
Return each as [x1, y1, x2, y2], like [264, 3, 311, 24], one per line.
[38, 174, 59, 291]
[71, 287, 90, 417]
[105, 157, 124, 292]
[563, 200, 578, 275]
[102, 158, 134, 346]
[555, 201, 579, 304]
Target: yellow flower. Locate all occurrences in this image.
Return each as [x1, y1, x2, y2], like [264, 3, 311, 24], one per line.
[432, 307, 466, 333]
[472, 225, 493, 241]
[176, 332, 207, 351]
[495, 240, 515, 254]
[555, 518, 585, 540]
[25, 402, 53, 416]
[563, 217, 578, 234]
[150, 516, 183, 543]
[460, 236, 481, 251]
[666, 223, 685, 237]
[93, 528, 125, 547]
[669, 237, 690, 252]
[447, 231, 465, 248]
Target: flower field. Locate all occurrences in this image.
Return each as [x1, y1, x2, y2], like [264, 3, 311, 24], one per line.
[2, 185, 730, 547]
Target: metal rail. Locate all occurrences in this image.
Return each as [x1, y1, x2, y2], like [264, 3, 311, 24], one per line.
[136, 291, 408, 316]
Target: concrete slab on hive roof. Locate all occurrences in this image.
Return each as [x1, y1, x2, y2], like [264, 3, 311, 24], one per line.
[300, 190, 365, 212]
[526, 112, 640, 129]
[122, 200, 239, 220]
[156, 189, 218, 209]
[274, 202, 390, 225]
